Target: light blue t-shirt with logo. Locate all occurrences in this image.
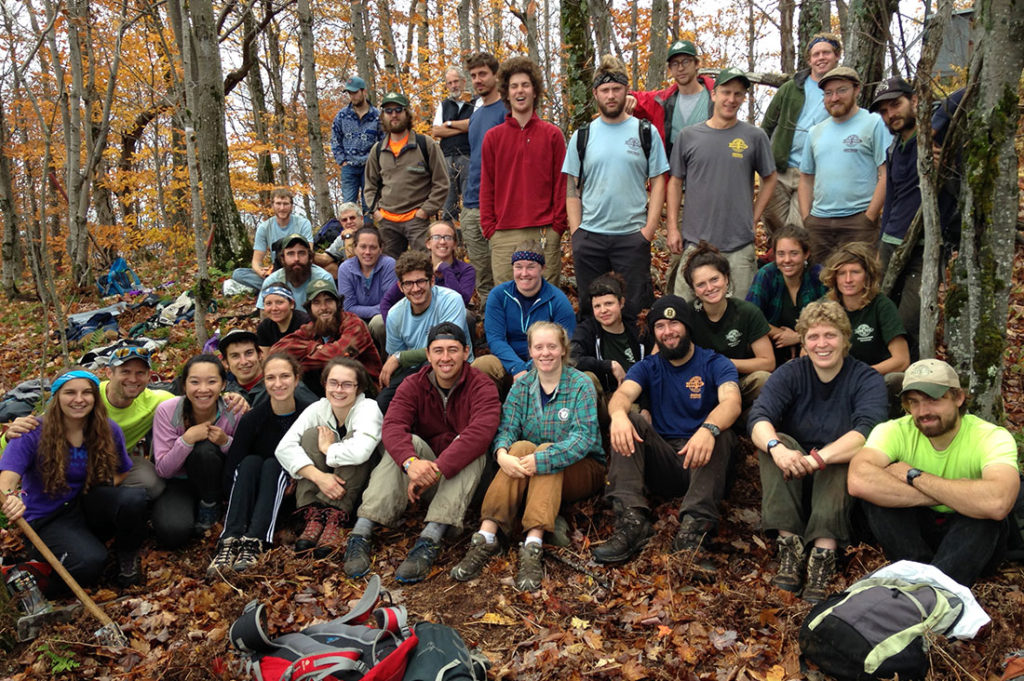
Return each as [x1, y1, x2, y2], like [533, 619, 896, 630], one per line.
[800, 108, 892, 218]
[562, 117, 670, 235]
[253, 213, 314, 259]
[787, 81, 828, 168]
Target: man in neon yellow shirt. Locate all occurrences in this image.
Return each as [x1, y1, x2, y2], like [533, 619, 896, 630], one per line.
[848, 359, 1020, 586]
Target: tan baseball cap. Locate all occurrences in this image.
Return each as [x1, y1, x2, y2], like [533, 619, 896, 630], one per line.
[901, 359, 961, 399]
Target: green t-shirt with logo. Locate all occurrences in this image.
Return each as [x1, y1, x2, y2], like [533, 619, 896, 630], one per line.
[688, 297, 770, 370]
[100, 381, 174, 450]
[845, 294, 905, 367]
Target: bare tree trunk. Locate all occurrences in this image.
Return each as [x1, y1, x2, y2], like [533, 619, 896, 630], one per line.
[297, 0, 334, 227]
[671, 0, 680, 40]
[630, 2, 639, 88]
[797, 0, 827, 70]
[591, 0, 613, 58]
[264, 4, 292, 185]
[747, 0, 757, 122]
[490, 0, 502, 46]
[0, 100, 21, 297]
[472, 0, 481, 51]
[416, 0, 429, 76]
[844, 0, 898, 105]
[378, 0, 399, 84]
[779, 0, 795, 73]
[944, 0, 1024, 419]
[244, 7, 274, 204]
[509, 1, 540, 65]
[561, 0, 593, 131]
[350, 0, 375, 92]
[646, 0, 669, 88]
[457, 0, 471, 57]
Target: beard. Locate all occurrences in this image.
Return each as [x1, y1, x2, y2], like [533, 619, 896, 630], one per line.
[597, 98, 625, 118]
[388, 115, 410, 135]
[913, 411, 958, 439]
[286, 261, 312, 286]
[656, 335, 692, 361]
[312, 310, 341, 339]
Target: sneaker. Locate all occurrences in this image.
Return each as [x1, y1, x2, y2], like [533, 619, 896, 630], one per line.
[343, 533, 373, 578]
[116, 550, 143, 588]
[671, 515, 714, 552]
[315, 509, 348, 559]
[514, 542, 544, 592]
[233, 537, 262, 573]
[195, 501, 222, 533]
[802, 547, 837, 604]
[592, 507, 652, 564]
[772, 535, 805, 593]
[545, 515, 571, 548]
[395, 537, 440, 584]
[295, 506, 325, 553]
[206, 537, 239, 578]
[450, 533, 502, 582]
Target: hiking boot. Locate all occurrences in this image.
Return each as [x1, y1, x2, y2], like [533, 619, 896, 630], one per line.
[514, 542, 544, 592]
[395, 537, 440, 584]
[315, 508, 348, 559]
[116, 550, 143, 588]
[195, 501, 222, 533]
[232, 537, 262, 573]
[343, 533, 373, 578]
[295, 506, 326, 553]
[206, 537, 238, 578]
[545, 515, 571, 548]
[672, 515, 714, 553]
[802, 547, 837, 604]
[450, 533, 502, 582]
[772, 535, 805, 593]
[592, 507, 652, 564]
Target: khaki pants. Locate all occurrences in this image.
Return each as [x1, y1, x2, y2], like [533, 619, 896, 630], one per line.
[490, 226, 562, 286]
[367, 314, 386, 354]
[461, 208, 493, 308]
[762, 167, 803, 236]
[804, 212, 878, 266]
[480, 441, 605, 534]
[294, 427, 377, 516]
[357, 435, 486, 529]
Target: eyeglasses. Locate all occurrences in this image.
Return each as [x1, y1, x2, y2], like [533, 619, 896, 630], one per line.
[823, 86, 854, 99]
[112, 346, 152, 361]
[669, 57, 697, 69]
[428, 234, 454, 242]
[340, 215, 360, 222]
[326, 380, 358, 391]
[382, 107, 405, 115]
[400, 277, 431, 290]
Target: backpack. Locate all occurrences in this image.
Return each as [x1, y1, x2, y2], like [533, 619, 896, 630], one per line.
[229, 575, 488, 681]
[575, 118, 652, 192]
[96, 257, 142, 297]
[314, 218, 344, 251]
[799, 575, 965, 681]
[371, 134, 433, 212]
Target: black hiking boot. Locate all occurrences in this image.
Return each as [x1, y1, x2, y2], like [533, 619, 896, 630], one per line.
[395, 537, 440, 584]
[592, 507, 652, 564]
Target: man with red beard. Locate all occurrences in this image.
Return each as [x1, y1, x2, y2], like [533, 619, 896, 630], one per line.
[848, 359, 1020, 587]
[270, 279, 382, 396]
[256, 234, 334, 311]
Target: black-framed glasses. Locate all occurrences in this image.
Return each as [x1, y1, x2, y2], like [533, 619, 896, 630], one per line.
[400, 277, 430, 290]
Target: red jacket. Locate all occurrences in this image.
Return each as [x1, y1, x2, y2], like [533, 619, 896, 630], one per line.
[270, 311, 382, 382]
[381, 362, 500, 479]
[630, 75, 716, 147]
[479, 112, 567, 239]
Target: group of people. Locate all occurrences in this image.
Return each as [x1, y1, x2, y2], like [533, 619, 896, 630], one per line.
[1, 38, 1018, 606]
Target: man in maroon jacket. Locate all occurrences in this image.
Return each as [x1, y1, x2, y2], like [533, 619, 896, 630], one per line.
[342, 322, 502, 583]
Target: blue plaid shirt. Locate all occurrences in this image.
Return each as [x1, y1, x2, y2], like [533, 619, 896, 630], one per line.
[331, 105, 384, 166]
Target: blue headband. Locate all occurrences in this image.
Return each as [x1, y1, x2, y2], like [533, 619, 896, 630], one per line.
[51, 370, 100, 395]
[511, 250, 545, 266]
[262, 285, 295, 303]
[809, 36, 840, 53]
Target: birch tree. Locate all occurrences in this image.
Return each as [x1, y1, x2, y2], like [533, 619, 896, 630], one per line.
[297, 0, 333, 226]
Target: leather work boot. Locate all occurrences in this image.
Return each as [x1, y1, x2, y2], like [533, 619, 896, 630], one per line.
[672, 514, 714, 552]
[772, 534, 805, 593]
[591, 507, 652, 564]
[295, 506, 325, 553]
[802, 547, 837, 604]
[315, 508, 348, 559]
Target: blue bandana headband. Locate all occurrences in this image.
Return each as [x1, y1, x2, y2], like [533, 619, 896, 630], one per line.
[809, 36, 841, 53]
[51, 370, 100, 395]
[262, 285, 295, 303]
[511, 250, 545, 266]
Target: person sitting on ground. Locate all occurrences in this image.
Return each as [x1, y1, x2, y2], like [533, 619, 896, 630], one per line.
[591, 296, 741, 565]
[821, 241, 909, 410]
[335, 226, 396, 351]
[207, 353, 316, 577]
[222, 328, 318, 408]
[451, 322, 604, 591]
[270, 279, 382, 396]
[275, 357, 383, 558]
[748, 300, 887, 602]
[343, 322, 501, 583]
[474, 241, 576, 385]
[378, 250, 473, 411]
[745, 225, 827, 367]
[232, 187, 314, 292]
[256, 234, 335, 311]
[256, 285, 310, 354]
[848, 359, 1021, 587]
[682, 242, 775, 412]
[570, 272, 651, 395]
[0, 369, 148, 590]
[314, 202, 362, 277]
[151, 355, 239, 548]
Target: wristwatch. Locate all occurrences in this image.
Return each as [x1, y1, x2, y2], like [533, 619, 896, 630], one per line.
[700, 422, 721, 437]
[445, 120, 452, 128]
[906, 468, 923, 486]
[766, 438, 781, 454]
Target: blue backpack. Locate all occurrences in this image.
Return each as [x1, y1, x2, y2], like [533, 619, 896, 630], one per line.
[97, 257, 142, 296]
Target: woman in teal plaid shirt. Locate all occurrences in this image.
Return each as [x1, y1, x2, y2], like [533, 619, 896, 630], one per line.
[450, 322, 606, 591]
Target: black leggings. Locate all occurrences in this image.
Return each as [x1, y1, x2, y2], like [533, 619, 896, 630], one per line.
[151, 440, 225, 548]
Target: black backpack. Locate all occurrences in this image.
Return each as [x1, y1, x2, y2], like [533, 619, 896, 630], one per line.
[575, 117, 653, 192]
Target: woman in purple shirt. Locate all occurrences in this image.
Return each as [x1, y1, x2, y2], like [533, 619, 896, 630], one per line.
[0, 369, 147, 590]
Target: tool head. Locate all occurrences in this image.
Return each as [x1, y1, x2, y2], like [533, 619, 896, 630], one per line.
[94, 621, 128, 648]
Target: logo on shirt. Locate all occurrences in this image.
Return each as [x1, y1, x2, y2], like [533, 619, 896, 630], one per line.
[843, 134, 863, 152]
[558, 408, 570, 422]
[624, 348, 636, 363]
[728, 138, 748, 158]
[686, 375, 705, 399]
[725, 329, 743, 347]
[854, 323, 875, 343]
[625, 136, 643, 156]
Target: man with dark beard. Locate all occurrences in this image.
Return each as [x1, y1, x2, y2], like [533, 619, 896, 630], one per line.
[270, 279, 382, 396]
[592, 295, 741, 565]
[848, 359, 1020, 587]
[256, 234, 335, 311]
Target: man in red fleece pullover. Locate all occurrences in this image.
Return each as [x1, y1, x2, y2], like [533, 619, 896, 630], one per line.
[479, 56, 567, 286]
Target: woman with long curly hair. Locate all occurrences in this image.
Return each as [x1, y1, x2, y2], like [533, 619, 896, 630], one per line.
[0, 369, 147, 590]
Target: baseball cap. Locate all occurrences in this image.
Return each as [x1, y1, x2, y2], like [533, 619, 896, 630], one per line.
[647, 295, 691, 332]
[427, 321, 468, 347]
[110, 345, 153, 368]
[305, 278, 340, 304]
[381, 92, 410, 108]
[344, 76, 367, 92]
[715, 66, 751, 89]
[220, 328, 259, 354]
[901, 359, 961, 399]
[819, 66, 861, 89]
[667, 40, 698, 60]
[869, 77, 914, 112]
[281, 233, 311, 250]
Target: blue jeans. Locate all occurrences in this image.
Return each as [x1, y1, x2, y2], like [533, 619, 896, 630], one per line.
[341, 163, 368, 214]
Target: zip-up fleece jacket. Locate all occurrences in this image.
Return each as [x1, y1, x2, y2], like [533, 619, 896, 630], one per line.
[570, 316, 651, 393]
[381, 363, 501, 478]
[629, 75, 715, 153]
[484, 280, 576, 375]
[363, 133, 449, 216]
[761, 69, 811, 172]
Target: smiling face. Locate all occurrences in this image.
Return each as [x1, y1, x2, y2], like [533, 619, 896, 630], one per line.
[904, 390, 963, 439]
[591, 293, 625, 330]
[309, 292, 338, 321]
[184, 361, 226, 413]
[507, 72, 536, 116]
[224, 341, 261, 385]
[58, 378, 96, 421]
[808, 42, 840, 80]
[108, 359, 150, 405]
[400, 269, 433, 312]
[712, 80, 747, 122]
[802, 323, 844, 373]
[263, 357, 298, 404]
[264, 293, 294, 324]
[354, 231, 382, 271]
[529, 327, 565, 374]
[823, 80, 859, 120]
[653, 319, 692, 360]
[691, 265, 729, 307]
[470, 65, 497, 97]
[595, 82, 627, 118]
[324, 365, 359, 412]
[426, 222, 456, 262]
[272, 195, 293, 222]
[428, 339, 469, 388]
[877, 95, 917, 136]
[513, 259, 544, 297]
[774, 238, 808, 281]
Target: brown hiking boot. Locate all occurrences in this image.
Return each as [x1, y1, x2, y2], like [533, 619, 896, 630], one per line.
[772, 534, 805, 593]
[802, 547, 837, 604]
[450, 533, 502, 582]
[295, 506, 325, 553]
[314, 508, 347, 559]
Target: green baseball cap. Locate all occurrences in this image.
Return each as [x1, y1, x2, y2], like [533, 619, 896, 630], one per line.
[715, 66, 751, 89]
[381, 91, 409, 108]
[667, 40, 698, 60]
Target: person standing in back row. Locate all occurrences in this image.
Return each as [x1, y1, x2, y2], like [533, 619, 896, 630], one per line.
[430, 67, 475, 227]
[332, 77, 384, 219]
